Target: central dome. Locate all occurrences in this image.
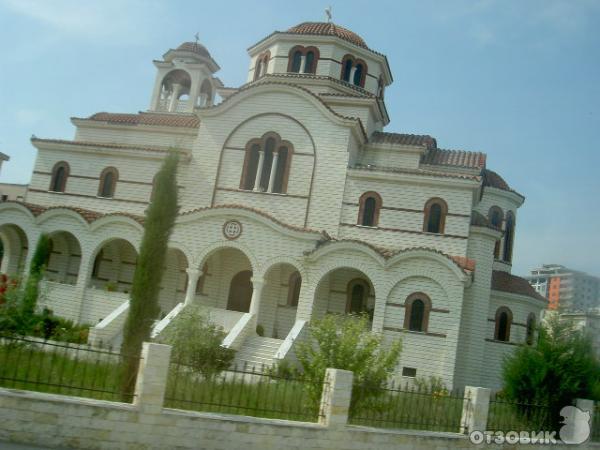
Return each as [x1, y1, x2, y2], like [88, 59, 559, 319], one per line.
[286, 22, 368, 49]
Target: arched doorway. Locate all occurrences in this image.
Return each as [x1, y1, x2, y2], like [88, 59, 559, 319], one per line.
[227, 270, 253, 313]
[46, 231, 82, 285]
[0, 224, 28, 276]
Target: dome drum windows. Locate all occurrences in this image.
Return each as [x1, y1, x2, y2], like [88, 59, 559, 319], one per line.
[341, 54, 367, 87]
[49, 161, 70, 193]
[98, 167, 118, 198]
[240, 133, 293, 194]
[488, 206, 504, 259]
[503, 212, 515, 263]
[403, 293, 432, 333]
[287, 46, 320, 74]
[253, 51, 271, 81]
[423, 198, 448, 234]
[357, 192, 382, 227]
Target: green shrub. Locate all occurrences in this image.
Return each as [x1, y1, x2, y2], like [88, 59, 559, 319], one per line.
[156, 305, 235, 379]
[296, 313, 402, 409]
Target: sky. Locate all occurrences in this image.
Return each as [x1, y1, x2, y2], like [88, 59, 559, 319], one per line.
[0, 0, 598, 277]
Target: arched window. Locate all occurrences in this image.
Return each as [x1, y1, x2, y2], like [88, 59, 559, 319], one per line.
[346, 279, 369, 314]
[198, 79, 213, 107]
[340, 55, 367, 87]
[253, 51, 270, 81]
[287, 271, 302, 307]
[49, 161, 69, 193]
[98, 167, 118, 198]
[357, 191, 382, 227]
[423, 198, 448, 234]
[526, 313, 536, 345]
[240, 133, 294, 194]
[494, 307, 513, 342]
[488, 206, 504, 259]
[304, 51, 315, 74]
[503, 212, 515, 262]
[404, 293, 432, 332]
[290, 49, 303, 73]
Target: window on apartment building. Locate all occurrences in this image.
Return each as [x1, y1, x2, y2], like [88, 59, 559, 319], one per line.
[98, 167, 118, 198]
[357, 191, 382, 227]
[423, 198, 448, 234]
[340, 54, 367, 87]
[494, 307, 513, 342]
[404, 293, 431, 332]
[49, 161, 70, 193]
[526, 313, 536, 345]
[287, 271, 302, 307]
[488, 206, 504, 259]
[240, 133, 293, 194]
[503, 212, 515, 263]
[346, 279, 370, 314]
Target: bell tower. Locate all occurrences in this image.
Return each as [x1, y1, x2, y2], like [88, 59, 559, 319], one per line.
[149, 39, 222, 113]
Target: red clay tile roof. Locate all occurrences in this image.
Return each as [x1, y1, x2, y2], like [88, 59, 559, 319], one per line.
[370, 131, 437, 149]
[175, 42, 211, 58]
[30, 138, 189, 156]
[351, 164, 481, 181]
[482, 169, 510, 191]
[492, 270, 547, 302]
[421, 148, 487, 169]
[287, 22, 368, 49]
[6, 201, 144, 225]
[79, 112, 200, 128]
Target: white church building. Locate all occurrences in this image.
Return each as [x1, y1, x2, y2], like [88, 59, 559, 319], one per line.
[0, 21, 546, 389]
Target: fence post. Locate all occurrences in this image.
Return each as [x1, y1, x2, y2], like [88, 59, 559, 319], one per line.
[460, 386, 491, 435]
[319, 368, 353, 429]
[134, 342, 172, 414]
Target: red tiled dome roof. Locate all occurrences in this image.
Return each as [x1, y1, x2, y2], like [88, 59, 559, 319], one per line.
[482, 169, 511, 191]
[176, 41, 211, 58]
[286, 22, 368, 49]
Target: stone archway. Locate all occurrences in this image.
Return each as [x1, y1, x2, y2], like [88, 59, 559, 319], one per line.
[0, 224, 28, 276]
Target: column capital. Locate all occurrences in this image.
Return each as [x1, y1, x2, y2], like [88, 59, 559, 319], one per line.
[186, 267, 202, 277]
[251, 277, 265, 288]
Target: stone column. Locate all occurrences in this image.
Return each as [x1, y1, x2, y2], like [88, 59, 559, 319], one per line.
[267, 152, 279, 192]
[249, 278, 264, 316]
[371, 292, 387, 333]
[184, 268, 202, 306]
[319, 368, 354, 428]
[134, 342, 172, 415]
[75, 248, 95, 322]
[253, 151, 265, 191]
[300, 55, 306, 73]
[349, 66, 357, 83]
[460, 386, 491, 434]
[168, 83, 181, 112]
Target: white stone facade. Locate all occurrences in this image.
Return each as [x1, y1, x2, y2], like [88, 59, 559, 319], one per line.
[0, 21, 547, 390]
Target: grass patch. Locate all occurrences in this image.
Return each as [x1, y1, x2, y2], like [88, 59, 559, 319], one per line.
[0, 340, 136, 402]
[164, 365, 321, 422]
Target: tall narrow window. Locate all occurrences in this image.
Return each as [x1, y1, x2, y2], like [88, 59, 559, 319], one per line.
[341, 55, 367, 87]
[291, 50, 302, 73]
[253, 51, 270, 81]
[489, 206, 504, 259]
[423, 198, 448, 234]
[239, 133, 293, 194]
[404, 293, 431, 333]
[503, 212, 515, 262]
[353, 63, 363, 86]
[346, 279, 369, 314]
[304, 51, 315, 73]
[526, 313, 536, 345]
[98, 167, 118, 198]
[494, 307, 512, 342]
[287, 271, 302, 307]
[49, 161, 69, 193]
[358, 192, 382, 227]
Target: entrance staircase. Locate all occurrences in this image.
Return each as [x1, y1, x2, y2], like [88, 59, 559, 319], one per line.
[232, 335, 284, 370]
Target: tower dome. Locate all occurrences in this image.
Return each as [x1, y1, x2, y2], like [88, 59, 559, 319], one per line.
[174, 41, 212, 59]
[286, 22, 368, 49]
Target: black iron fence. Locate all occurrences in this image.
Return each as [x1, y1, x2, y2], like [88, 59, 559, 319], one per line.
[164, 362, 325, 422]
[348, 381, 467, 433]
[0, 335, 141, 402]
[487, 392, 552, 434]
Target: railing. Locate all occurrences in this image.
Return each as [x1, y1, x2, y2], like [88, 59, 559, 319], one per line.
[88, 300, 129, 347]
[164, 362, 324, 422]
[348, 381, 466, 432]
[487, 392, 552, 433]
[0, 335, 141, 403]
[592, 404, 600, 442]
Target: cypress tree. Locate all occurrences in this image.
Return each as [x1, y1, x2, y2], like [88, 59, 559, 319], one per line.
[120, 152, 179, 396]
[22, 233, 51, 317]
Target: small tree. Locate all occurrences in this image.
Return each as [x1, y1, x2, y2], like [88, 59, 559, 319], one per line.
[296, 313, 402, 408]
[502, 314, 600, 431]
[120, 152, 180, 396]
[22, 233, 52, 318]
[156, 305, 235, 379]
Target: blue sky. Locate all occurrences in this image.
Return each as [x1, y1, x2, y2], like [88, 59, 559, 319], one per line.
[0, 0, 598, 277]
